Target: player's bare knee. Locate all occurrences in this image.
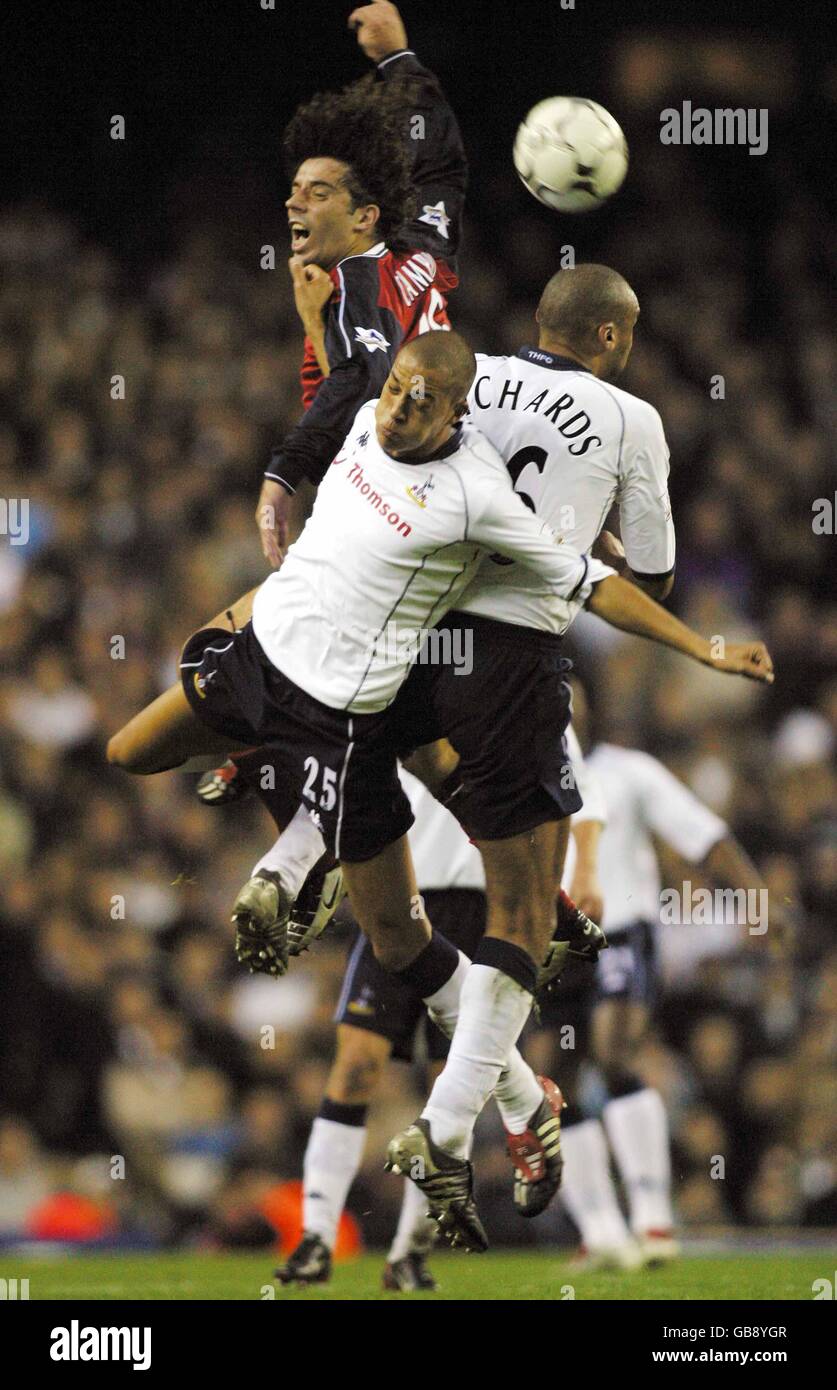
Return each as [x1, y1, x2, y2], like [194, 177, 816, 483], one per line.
[362, 911, 425, 974]
[371, 934, 416, 973]
[377, 929, 427, 970]
[106, 729, 144, 773]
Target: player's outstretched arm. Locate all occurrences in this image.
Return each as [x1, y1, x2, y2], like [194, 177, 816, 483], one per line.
[587, 575, 774, 683]
[351, 3, 467, 261]
[701, 836, 793, 951]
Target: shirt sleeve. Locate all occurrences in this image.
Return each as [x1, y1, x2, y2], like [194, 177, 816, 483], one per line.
[618, 404, 677, 580]
[378, 51, 467, 265]
[566, 723, 607, 826]
[634, 752, 728, 861]
[266, 257, 399, 493]
[467, 471, 614, 603]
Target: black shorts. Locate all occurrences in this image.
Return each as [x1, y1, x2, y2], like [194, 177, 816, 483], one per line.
[390, 609, 582, 840]
[537, 919, 658, 1039]
[180, 622, 412, 862]
[334, 889, 486, 1062]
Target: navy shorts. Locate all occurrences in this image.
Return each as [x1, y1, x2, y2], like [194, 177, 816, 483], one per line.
[180, 622, 413, 862]
[594, 920, 657, 1006]
[390, 609, 582, 840]
[334, 889, 486, 1062]
[537, 919, 658, 1038]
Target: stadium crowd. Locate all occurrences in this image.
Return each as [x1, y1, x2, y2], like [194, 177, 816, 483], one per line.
[0, 102, 834, 1253]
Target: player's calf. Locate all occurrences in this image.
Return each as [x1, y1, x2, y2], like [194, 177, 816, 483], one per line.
[327, 1026, 390, 1107]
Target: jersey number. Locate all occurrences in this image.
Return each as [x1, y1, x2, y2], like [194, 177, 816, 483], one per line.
[418, 288, 448, 334]
[491, 445, 549, 566]
[302, 756, 338, 811]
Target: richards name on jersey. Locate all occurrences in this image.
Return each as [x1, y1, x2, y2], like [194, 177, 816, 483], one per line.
[472, 358, 603, 456]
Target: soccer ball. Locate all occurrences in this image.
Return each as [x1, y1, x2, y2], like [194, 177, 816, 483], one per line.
[513, 97, 628, 213]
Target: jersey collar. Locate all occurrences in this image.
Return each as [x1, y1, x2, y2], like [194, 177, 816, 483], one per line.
[395, 424, 463, 466]
[517, 345, 592, 374]
[337, 241, 387, 268]
[427, 423, 464, 461]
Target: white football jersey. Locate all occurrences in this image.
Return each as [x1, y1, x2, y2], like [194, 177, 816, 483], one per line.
[586, 743, 727, 933]
[458, 347, 676, 632]
[253, 400, 611, 713]
[402, 723, 605, 893]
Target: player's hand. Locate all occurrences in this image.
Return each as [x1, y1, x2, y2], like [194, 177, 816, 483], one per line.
[289, 255, 334, 332]
[709, 640, 775, 683]
[256, 477, 290, 569]
[348, 2, 408, 63]
[591, 529, 626, 570]
[569, 872, 604, 927]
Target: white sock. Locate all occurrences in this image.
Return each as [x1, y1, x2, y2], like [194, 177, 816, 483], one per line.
[252, 802, 326, 899]
[494, 1053, 545, 1134]
[423, 949, 470, 1036]
[388, 1180, 435, 1263]
[422, 953, 542, 1136]
[422, 963, 534, 1158]
[302, 1116, 366, 1249]
[560, 1119, 634, 1251]
[603, 1088, 674, 1236]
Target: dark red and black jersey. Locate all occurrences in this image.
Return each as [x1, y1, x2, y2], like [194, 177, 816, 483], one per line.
[266, 50, 467, 495]
[298, 244, 457, 412]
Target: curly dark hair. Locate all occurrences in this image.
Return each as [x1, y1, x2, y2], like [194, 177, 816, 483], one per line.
[282, 73, 416, 241]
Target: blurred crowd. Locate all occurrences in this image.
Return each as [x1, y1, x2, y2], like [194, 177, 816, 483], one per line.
[0, 103, 834, 1253]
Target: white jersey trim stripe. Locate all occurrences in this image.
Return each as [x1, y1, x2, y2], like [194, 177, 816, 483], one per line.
[336, 266, 352, 357]
[377, 50, 416, 69]
[180, 641, 234, 667]
[263, 471, 296, 494]
[336, 243, 387, 267]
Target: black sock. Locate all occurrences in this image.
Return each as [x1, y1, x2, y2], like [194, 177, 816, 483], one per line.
[318, 1098, 368, 1127]
[394, 931, 459, 995]
[561, 1101, 584, 1127]
[474, 936, 537, 995]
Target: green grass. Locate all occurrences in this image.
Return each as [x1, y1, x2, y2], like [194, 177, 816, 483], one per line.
[6, 1250, 830, 1301]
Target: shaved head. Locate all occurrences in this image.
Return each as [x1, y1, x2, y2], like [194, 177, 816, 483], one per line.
[538, 263, 638, 355]
[375, 330, 477, 461]
[399, 330, 477, 401]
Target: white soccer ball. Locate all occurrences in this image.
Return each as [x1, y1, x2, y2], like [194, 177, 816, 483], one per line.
[513, 96, 628, 213]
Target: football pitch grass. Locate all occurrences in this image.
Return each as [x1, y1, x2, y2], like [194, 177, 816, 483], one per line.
[8, 1249, 830, 1301]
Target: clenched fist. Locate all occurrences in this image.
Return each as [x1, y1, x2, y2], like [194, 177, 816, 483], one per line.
[349, 2, 408, 64]
[710, 640, 775, 683]
[289, 255, 334, 333]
